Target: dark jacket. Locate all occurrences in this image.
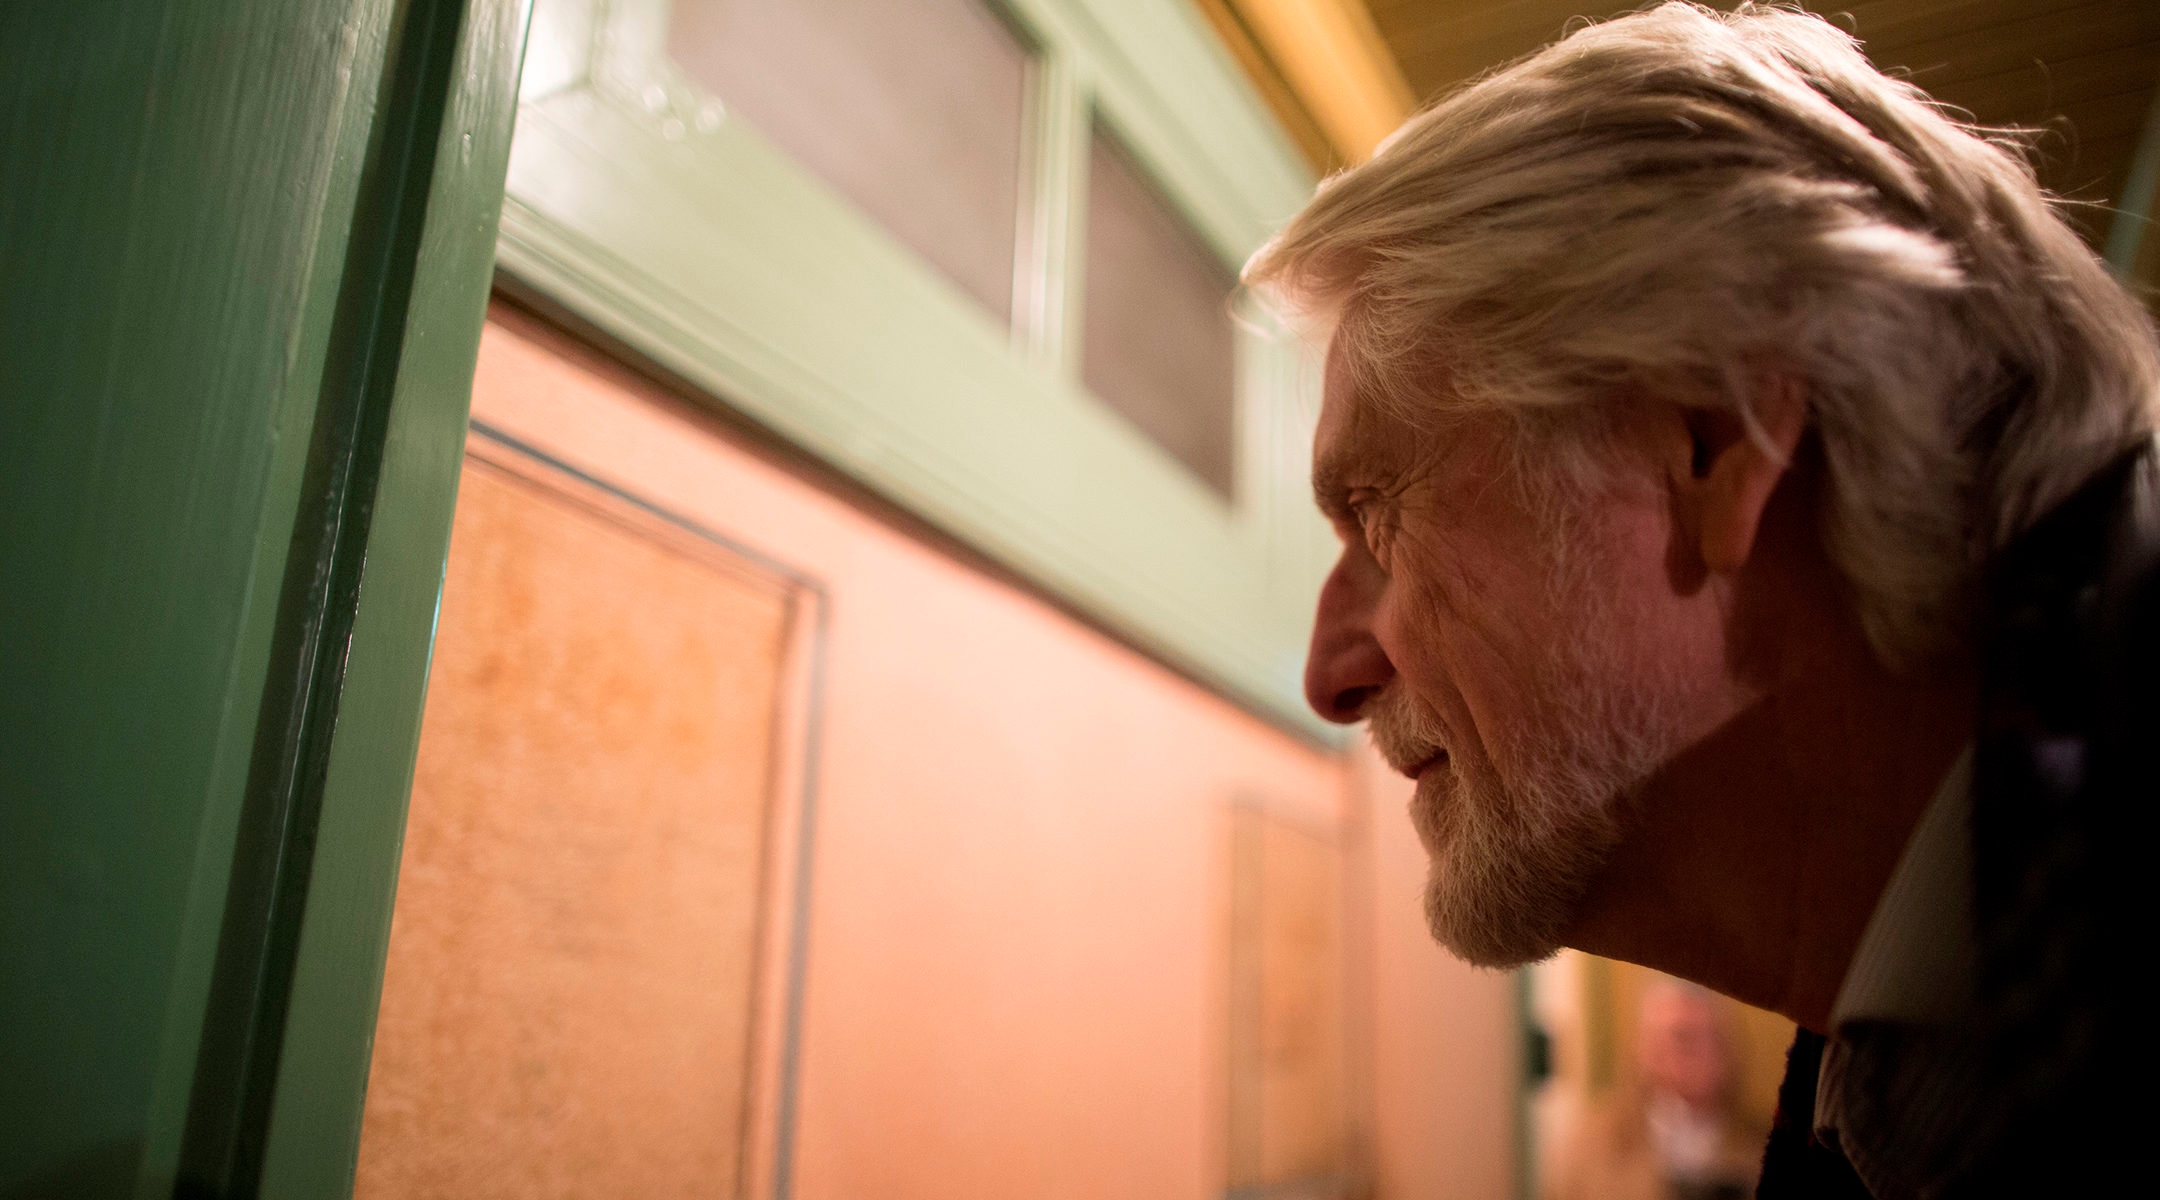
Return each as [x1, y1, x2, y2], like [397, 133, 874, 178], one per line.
[1757, 441, 2159, 1198]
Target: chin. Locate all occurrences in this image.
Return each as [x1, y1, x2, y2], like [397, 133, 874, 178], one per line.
[1411, 754, 1624, 970]
[1423, 863, 1577, 970]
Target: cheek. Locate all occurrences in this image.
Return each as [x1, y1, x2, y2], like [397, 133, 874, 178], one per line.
[1372, 546, 1530, 754]
[1589, 495, 1731, 680]
[1370, 575, 1450, 706]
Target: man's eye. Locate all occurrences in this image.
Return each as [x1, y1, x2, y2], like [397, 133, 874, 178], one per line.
[1350, 499, 1390, 563]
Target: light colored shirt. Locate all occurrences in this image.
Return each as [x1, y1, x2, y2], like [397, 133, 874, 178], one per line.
[1827, 746, 1978, 1032]
[1812, 747, 1979, 1200]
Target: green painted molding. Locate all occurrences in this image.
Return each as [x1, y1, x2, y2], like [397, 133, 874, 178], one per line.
[255, 0, 533, 1195]
[497, 0, 1339, 740]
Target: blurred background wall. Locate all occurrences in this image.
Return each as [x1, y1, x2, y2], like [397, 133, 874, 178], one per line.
[351, 305, 1522, 1200]
[347, 2, 2159, 1199]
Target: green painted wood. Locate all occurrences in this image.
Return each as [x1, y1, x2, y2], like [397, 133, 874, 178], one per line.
[174, 3, 492, 1190]
[2, 1, 527, 1196]
[2, 2, 421, 1195]
[257, 1, 531, 1195]
[496, 0, 1338, 739]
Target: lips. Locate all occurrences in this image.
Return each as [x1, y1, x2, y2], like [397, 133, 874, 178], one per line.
[1370, 731, 1446, 781]
[1403, 750, 1448, 781]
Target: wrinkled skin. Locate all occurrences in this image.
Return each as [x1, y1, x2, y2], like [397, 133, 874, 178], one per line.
[1303, 327, 1975, 1035]
[1303, 340, 1748, 967]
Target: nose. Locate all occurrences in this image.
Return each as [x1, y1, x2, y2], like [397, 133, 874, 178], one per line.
[1304, 547, 1395, 723]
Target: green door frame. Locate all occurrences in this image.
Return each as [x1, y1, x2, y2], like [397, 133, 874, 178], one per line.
[2, 1, 527, 1196]
[198, 2, 533, 1195]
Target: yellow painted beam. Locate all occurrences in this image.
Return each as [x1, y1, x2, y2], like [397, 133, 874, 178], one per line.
[1189, 0, 1345, 174]
[1226, 0, 1417, 163]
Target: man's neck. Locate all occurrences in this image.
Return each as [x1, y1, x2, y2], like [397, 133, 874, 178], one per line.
[1562, 623, 1974, 1033]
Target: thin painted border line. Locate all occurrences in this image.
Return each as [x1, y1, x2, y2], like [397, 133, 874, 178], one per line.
[469, 417, 823, 592]
[465, 418, 827, 1200]
[769, 589, 827, 1200]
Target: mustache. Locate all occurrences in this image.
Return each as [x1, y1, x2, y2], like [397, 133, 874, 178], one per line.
[1366, 686, 1448, 776]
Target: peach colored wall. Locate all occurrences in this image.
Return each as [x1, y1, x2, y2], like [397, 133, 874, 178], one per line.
[458, 302, 1517, 1200]
[358, 455, 795, 1200]
[1350, 740, 1521, 1200]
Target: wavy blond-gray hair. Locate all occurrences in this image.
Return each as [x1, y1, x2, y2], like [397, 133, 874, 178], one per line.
[1245, 2, 2159, 666]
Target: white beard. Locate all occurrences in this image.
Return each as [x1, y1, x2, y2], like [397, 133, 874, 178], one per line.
[1368, 535, 1689, 968]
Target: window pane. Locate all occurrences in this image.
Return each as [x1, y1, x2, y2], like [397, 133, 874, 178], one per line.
[668, 0, 1030, 324]
[1081, 124, 1238, 499]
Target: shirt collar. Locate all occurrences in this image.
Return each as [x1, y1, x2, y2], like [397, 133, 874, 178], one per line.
[1813, 747, 1977, 1141]
[1829, 745, 1979, 1030]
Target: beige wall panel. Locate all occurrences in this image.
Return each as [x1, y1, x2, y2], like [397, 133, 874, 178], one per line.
[1228, 808, 1352, 1189]
[353, 451, 795, 1200]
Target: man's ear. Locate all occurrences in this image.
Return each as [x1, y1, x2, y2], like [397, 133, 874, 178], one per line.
[1671, 375, 1809, 577]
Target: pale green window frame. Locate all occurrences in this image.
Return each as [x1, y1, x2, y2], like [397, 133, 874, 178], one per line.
[499, 0, 1336, 737]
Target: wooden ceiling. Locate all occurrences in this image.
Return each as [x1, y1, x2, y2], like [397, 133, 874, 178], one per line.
[1360, 0, 2160, 247]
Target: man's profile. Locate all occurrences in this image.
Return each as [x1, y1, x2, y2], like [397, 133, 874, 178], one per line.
[1245, 3, 2157, 1195]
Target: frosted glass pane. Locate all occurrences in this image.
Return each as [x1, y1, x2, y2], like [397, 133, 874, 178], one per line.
[669, 0, 1029, 323]
[1081, 124, 1239, 500]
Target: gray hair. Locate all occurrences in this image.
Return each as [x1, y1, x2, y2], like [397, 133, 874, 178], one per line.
[1246, 1, 2160, 666]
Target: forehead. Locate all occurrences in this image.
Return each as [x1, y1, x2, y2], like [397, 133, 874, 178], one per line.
[1311, 335, 1390, 497]
[1313, 338, 1558, 507]
[1315, 337, 1358, 440]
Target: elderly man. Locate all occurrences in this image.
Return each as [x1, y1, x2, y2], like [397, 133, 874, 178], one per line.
[1246, 4, 2156, 1197]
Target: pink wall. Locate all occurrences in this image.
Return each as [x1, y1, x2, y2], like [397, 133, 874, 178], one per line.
[461, 302, 1516, 1200]
[1349, 743, 1521, 1200]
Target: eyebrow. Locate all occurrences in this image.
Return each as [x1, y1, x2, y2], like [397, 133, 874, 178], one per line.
[1310, 451, 1355, 523]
